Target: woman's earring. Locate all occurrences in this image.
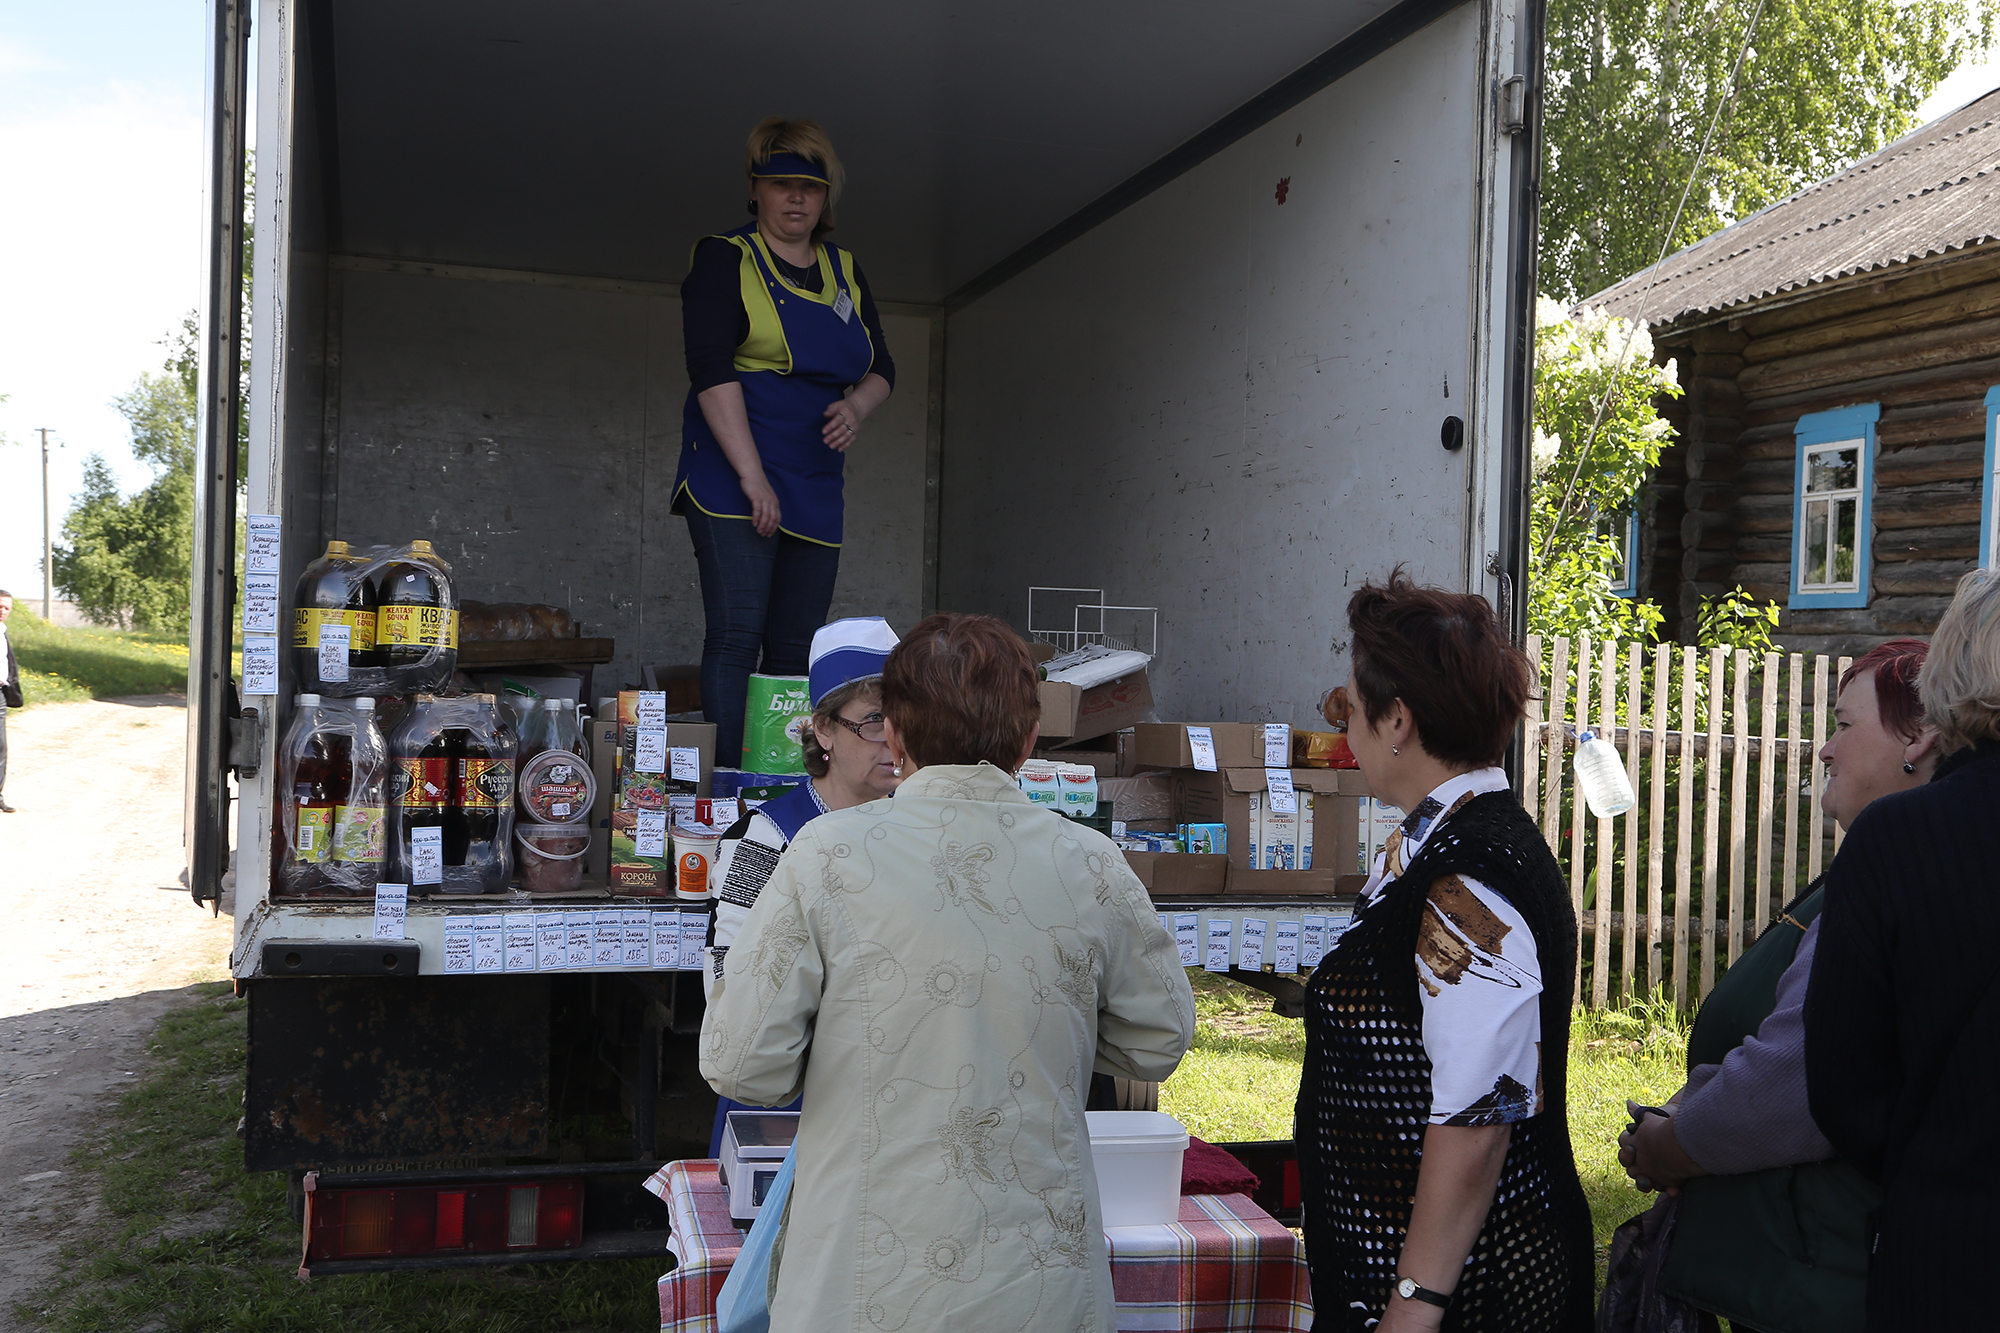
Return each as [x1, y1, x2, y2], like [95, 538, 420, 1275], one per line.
[1903, 761, 1917, 773]
[1392, 745, 1400, 756]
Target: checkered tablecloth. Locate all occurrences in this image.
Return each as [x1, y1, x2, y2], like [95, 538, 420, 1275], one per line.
[646, 1159, 1311, 1333]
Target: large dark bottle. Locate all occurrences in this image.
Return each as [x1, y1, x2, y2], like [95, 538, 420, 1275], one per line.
[274, 695, 350, 896]
[450, 700, 513, 875]
[291, 541, 378, 693]
[374, 539, 458, 692]
[387, 697, 452, 890]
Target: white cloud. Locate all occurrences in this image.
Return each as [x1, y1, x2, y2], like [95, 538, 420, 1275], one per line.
[0, 34, 63, 78]
[0, 78, 203, 597]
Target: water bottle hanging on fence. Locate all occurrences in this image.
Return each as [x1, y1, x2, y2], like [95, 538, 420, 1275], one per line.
[1573, 729, 1637, 818]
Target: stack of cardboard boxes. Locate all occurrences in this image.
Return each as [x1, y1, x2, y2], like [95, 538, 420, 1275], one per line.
[1120, 723, 1370, 897]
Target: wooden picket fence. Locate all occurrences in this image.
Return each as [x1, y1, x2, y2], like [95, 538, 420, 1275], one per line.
[1524, 634, 1854, 1011]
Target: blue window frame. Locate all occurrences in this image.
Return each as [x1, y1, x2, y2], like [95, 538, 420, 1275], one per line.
[1982, 386, 2000, 570]
[1789, 403, 1878, 609]
[1597, 507, 1640, 597]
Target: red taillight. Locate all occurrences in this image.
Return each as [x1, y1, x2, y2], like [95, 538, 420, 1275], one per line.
[304, 1178, 585, 1263]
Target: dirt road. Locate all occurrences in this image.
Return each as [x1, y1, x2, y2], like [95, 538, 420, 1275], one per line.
[0, 697, 235, 1323]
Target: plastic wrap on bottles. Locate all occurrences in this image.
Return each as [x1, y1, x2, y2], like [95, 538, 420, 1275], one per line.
[285, 539, 459, 697]
[386, 693, 516, 894]
[273, 695, 388, 897]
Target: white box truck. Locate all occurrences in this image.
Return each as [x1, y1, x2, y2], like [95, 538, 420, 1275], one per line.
[185, 0, 1544, 1271]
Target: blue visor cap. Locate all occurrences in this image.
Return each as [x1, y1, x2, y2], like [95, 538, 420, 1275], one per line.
[809, 617, 900, 706]
[750, 151, 831, 186]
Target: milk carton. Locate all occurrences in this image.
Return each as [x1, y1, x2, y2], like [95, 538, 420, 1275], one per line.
[1018, 761, 1061, 809]
[1055, 763, 1099, 818]
[1297, 789, 1315, 870]
[1180, 822, 1227, 856]
[1261, 802, 1300, 870]
[1245, 790, 1266, 870]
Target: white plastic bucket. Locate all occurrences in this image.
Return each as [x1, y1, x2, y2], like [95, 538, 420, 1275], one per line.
[1086, 1110, 1188, 1227]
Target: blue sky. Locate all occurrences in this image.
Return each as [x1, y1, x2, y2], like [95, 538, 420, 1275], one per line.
[0, 2, 1992, 602]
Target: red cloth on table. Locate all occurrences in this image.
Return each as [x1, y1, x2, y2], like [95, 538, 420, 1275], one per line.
[1181, 1135, 1260, 1195]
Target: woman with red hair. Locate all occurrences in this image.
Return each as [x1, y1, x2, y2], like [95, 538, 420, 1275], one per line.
[1614, 639, 1939, 1333]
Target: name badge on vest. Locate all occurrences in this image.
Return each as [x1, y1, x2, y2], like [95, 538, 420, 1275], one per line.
[832, 289, 854, 323]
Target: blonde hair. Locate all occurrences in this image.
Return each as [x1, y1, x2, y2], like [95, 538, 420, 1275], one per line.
[745, 117, 844, 235]
[1919, 567, 2000, 751]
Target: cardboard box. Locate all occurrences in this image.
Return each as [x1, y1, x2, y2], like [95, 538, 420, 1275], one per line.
[1174, 768, 1368, 885]
[1224, 862, 1345, 894]
[1132, 723, 1266, 770]
[589, 702, 622, 879]
[1034, 747, 1118, 777]
[1123, 851, 1228, 896]
[1039, 669, 1154, 744]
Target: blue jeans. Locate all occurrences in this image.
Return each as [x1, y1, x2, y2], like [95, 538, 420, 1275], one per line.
[684, 509, 840, 768]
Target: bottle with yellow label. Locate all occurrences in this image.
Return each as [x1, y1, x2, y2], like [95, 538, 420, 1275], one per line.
[291, 540, 379, 693]
[374, 538, 459, 692]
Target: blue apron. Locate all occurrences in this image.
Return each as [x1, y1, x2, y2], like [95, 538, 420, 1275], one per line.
[706, 779, 823, 1156]
[674, 226, 876, 547]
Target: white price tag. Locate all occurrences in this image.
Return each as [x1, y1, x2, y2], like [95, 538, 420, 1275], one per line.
[634, 727, 667, 775]
[1239, 918, 1268, 971]
[1302, 915, 1330, 969]
[473, 915, 504, 973]
[622, 909, 651, 968]
[634, 810, 668, 859]
[535, 911, 568, 970]
[372, 883, 408, 940]
[593, 911, 622, 967]
[1174, 913, 1200, 968]
[635, 691, 667, 727]
[678, 911, 708, 970]
[242, 572, 279, 634]
[1326, 912, 1352, 949]
[652, 910, 681, 970]
[246, 513, 282, 573]
[242, 637, 280, 696]
[710, 798, 741, 827]
[1186, 726, 1218, 773]
[669, 747, 701, 783]
[564, 912, 594, 969]
[1266, 768, 1297, 815]
[318, 623, 351, 684]
[832, 288, 854, 322]
[505, 917, 538, 971]
[1274, 920, 1301, 975]
[1205, 918, 1233, 972]
[442, 924, 475, 974]
[1263, 723, 1291, 768]
[409, 825, 444, 886]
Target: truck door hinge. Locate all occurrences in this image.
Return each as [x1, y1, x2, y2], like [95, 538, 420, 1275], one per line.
[1499, 76, 1528, 135]
[229, 707, 266, 779]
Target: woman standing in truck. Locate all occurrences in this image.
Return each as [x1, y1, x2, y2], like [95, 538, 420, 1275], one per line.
[674, 117, 897, 768]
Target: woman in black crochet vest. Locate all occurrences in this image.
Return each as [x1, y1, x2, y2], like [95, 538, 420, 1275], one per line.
[1297, 570, 1593, 1332]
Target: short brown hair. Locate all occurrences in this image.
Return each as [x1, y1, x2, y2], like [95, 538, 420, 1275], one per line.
[799, 678, 880, 779]
[1841, 639, 1929, 743]
[881, 613, 1039, 770]
[1347, 567, 1531, 767]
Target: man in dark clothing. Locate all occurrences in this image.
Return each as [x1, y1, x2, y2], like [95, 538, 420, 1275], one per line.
[1805, 569, 2000, 1332]
[0, 589, 18, 812]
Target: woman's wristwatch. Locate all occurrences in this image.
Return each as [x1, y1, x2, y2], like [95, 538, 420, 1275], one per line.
[1395, 1276, 1453, 1309]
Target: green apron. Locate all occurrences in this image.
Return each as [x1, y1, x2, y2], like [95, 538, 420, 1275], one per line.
[1659, 883, 1879, 1333]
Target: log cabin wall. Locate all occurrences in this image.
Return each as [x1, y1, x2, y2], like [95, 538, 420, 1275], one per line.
[1646, 240, 2000, 658]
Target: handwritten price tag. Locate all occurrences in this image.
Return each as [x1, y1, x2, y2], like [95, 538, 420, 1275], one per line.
[1263, 723, 1291, 768]
[246, 514, 281, 573]
[634, 810, 667, 859]
[1187, 726, 1218, 773]
[1205, 918, 1233, 972]
[669, 747, 700, 783]
[318, 623, 351, 684]
[1266, 767, 1297, 814]
[373, 883, 408, 940]
[1239, 918, 1268, 971]
[634, 728, 667, 775]
[635, 691, 667, 727]
[1274, 920, 1301, 974]
[622, 909, 652, 969]
[678, 911, 708, 970]
[505, 917, 538, 971]
[443, 924, 475, 973]
[1174, 914, 1200, 967]
[535, 911, 567, 970]
[652, 910, 681, 970]
[409, 826, 443, 886]
[241, 637, 279, 696]
[242, 573, 279, 635]
[473, 916, 504, 973]
[1302, 915, 1330, 969]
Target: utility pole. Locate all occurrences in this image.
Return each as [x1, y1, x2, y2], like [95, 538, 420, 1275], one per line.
[37, 428, 53, 620]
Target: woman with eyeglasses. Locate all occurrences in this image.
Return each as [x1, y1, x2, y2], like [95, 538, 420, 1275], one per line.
[702, 617, 902, 1153]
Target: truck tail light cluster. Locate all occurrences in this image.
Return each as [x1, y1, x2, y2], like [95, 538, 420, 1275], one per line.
[302, 1176, 584, 1265]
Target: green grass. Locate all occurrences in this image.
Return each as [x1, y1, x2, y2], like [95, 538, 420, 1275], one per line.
[8, 607, 191, 707]
[19, 975, 1689, 1328]
[1164, 973, 1691, 1278]
[15, 985, 662, 1333]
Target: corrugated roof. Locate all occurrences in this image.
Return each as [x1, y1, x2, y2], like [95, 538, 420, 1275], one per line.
[1585, 87, 2000, 325]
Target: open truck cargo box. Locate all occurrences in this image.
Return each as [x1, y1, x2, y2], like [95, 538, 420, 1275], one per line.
[183, 0, 1543, 1264]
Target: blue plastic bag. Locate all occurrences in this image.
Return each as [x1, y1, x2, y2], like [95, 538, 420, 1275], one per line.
[715, 1145, 796, 1333]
